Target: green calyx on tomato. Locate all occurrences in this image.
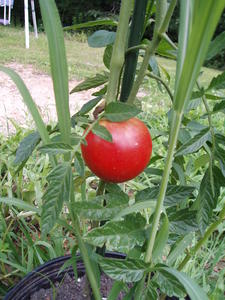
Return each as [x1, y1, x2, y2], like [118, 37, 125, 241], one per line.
[81, 117, 152, 183]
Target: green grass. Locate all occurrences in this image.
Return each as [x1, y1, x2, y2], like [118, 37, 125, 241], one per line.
[0, 26, 104, 79]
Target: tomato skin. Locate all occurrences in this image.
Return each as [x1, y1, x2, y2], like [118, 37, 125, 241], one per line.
[81, 118, 152, 183]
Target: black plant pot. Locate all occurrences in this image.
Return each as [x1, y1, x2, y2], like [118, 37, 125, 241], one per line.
[4, 252, 126, 300]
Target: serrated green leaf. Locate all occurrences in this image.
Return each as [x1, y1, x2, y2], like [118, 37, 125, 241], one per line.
[99, 257, 150, 282]
[85, 214, 146, 252]
[156, 38, 177, 59]
[193, 166, 224, 234]
[206, 31, 225, 60]
[92, 123, 113, 142]
[167, 233, 194, 265]
[74, 193, 129, 221]
[215, 144, 225, 178]
[157, 266, 208, 300]
[175, 127, 211, 157]
[64, 19, 117, 31]
[14, 131, 41, 164]
[74, 152, 85, 177]
[152, 214, 169, 262]
[88, 30, 116, 48]
[146, 282, 158, 300]
[105, 102, 141, 122]
[136, 185, 195, 207]
[0, 197, 40, 214]
[157, 270, 185, 298]
[103, 44, 113, 69]
[38, 142, 73, 155]
[168, 209, 199, 235]
[212, 101, 225, 114]
[41, 163, 72, 235]
[205, 94, 225, 101]
[77, 97, 102, 116]
[207, 71, 225, 91]
[70, 73, 109, 93]
[144, 167, 163, 176]
[194, 154, 210, 171]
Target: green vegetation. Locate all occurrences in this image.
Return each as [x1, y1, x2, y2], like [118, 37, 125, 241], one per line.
[0, 1, 225, 298]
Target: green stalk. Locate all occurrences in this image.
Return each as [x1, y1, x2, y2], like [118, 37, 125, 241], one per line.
[178, 205, 225, 271]
[119, 0, 148, 102]
[145, 110, 182, 262]
[105, 0, 132, 103]
[69, 190, 101, 300]
[127, 0, 177, 104]
[197, 81, 216, 197]
[148, 72, 173, 102]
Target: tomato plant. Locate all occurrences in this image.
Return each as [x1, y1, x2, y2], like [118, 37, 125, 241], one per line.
[81, 118, 152, 183]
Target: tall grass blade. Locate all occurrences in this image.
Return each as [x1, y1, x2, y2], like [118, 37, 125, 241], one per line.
[0, 66, 50, 144]
[174, 0, 225, 113]
[39, 0, 71, 145]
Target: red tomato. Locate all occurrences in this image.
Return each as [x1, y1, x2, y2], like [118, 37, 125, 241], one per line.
[81, 118, 152, 183]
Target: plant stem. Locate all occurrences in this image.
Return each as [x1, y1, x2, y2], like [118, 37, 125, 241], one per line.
[127, 0, 177, 104]
[178, 205, 225, 271]
[105, 0, 132, 103]
[69, 190, 101, 300]
[197, 81, 216, 197]
[145, 110, 182, 263]
[148, 72, 174, 102]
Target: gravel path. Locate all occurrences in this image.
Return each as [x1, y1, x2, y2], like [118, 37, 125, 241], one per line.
[0, 63, 95, 135]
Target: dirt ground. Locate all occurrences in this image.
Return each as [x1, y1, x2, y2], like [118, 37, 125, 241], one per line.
[0, 63, 96, 135]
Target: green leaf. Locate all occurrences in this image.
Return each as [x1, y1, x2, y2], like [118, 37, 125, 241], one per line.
[103, 44, 113, 69]
[206, 31, 225, 60]
[39, 0, 71, 145]
[70, 73, 109, 93]
[215, 144, 225, 178]
[136, 185, 195, 207]
[212, 101, 225, 114]
[167, 233, 194, 265]
[99, 257, 150, 282]
[85, 214, 146, 252]
[157, 270, 185, 298]
[152, 214, 169, 262]
[41, 163, 72, 236]
[74, 152, 85, 177]
[207, 71, 225, 91]
[194, 154, 210, 171]
[156, 38, 177, 59]
[105, 102, 141, 122]
[175, 127, 211, 157]
[157, 266, 209, 300]
[38, 142, 73, 155]
[193, 166, 224, 234]
[74, 193, 129, 221]
[88, 30, 116, 48]
[107, 281, 126, 300]
[64, 19, 117, 31]
[76, 97, 102, 116]
[174, 0, 225, 113]
[92, 123, 113, 142]
[168, 209, 199, 235]
[0, 197, 40, 214]
[0, 66, 50, 144]
[14, 131, 41, 164]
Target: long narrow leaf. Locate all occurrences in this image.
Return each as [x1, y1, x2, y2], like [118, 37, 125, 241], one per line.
[39, 0, 71, 145]
[174, 1, 225, 113]
[0, 66, 50, 144]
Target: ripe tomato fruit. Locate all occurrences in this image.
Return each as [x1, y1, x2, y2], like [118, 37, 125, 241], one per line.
[81, 118, 152, 183]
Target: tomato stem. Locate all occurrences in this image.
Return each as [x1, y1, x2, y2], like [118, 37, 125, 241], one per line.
[178, 205, 225, 271]
[145, 110, 182, 263]
[105, 0, 132, 103]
